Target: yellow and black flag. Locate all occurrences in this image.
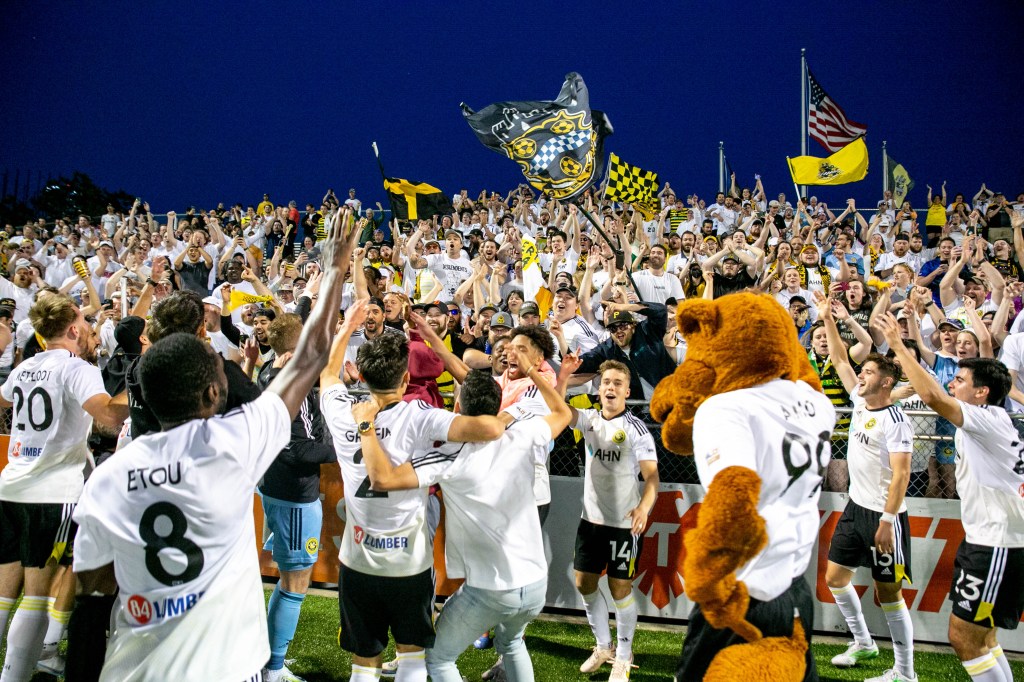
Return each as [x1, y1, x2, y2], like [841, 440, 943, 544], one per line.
[383, 178, 455, 221]
[604, 153, 660, 219]
[787, 136, 869, 186]
[461, 72, 613, 202]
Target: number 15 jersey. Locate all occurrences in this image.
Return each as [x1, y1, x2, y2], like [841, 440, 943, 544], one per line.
[693, 379, 836, 602]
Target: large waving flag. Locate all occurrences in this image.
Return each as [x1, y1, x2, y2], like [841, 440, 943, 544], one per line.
[521, 234, 552, 318]
[461, 73, 613, 202]
[808, 69, 867, 153]
[604, 153, 660, 219]
[787, 137, 869, 186]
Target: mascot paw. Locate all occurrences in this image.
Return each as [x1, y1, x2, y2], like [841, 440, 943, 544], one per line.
[704, 618, 808, 682]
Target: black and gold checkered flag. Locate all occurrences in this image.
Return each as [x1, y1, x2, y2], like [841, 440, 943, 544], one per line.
[603, 153, 660, 219]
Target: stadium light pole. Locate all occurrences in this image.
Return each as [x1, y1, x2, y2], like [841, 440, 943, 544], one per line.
[800, 48, 808, 199]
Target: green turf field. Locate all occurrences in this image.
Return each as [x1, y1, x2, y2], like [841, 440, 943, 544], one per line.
[10, 589, 1021, 680]
[279, 592, 1022, 681]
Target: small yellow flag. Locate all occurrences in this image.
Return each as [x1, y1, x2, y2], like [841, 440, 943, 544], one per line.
[228, 289, 273, 312]
[787, 136, 869, 186]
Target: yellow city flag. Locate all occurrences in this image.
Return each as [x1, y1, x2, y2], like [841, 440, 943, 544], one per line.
[787, 136, 869, 186]
[521, 234, 553, 318]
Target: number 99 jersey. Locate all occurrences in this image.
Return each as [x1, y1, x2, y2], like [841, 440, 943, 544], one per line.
[0, 350, 108, 504]
[693, 379, 836, 602]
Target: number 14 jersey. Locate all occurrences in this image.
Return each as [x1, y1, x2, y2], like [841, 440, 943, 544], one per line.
[693, 379, 836, 601]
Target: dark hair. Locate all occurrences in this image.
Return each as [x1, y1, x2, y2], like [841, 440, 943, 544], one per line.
[147, 290, 204, 343]
[459, 369, 502, 417]
[649, 244, 667, 256]
[863, 352, 900, 386]
[139, 333, 222, 424]
[958, 358, 1011, 406]
[939, 236, 956, 247]
[356, 333, 409, 392]
[509, 324, 555, 360]
[887, 338, 922, 364]
[547, 229, 567, 242]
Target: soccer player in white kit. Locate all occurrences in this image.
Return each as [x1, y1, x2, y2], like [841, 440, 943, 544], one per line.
[879, 314, 1024, 682]
[319, 327, 508, 682]
[821, 301, 917, 682]
[69, 211, 358, 681]
[677, 357, 835, 681]
[0, 294, 128, 682]
[566, 360, 659, 681]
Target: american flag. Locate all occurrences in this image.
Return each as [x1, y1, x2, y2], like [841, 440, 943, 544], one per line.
[808, 70, 867, 152]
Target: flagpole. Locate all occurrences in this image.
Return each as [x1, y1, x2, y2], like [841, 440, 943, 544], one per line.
[371, 142, 399, 230]
[575, 202, 642, 297]
[800, 48, 808, 199]
[882, 140, 889, 195]
[718, 142, 724, 193]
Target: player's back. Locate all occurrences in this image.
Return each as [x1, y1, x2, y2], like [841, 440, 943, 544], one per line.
[73, 393, 290, 680]
[694, 379, 835, 601]
[0, 349, 105, 503]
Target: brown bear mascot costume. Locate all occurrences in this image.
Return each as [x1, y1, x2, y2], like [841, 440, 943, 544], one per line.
[651, 291, 836, 681]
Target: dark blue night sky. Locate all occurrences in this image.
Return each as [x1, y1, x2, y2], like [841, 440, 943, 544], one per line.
[3, 1, 1022, 212]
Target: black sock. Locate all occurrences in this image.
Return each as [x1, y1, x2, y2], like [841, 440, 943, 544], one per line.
[65, 594, 116, 682]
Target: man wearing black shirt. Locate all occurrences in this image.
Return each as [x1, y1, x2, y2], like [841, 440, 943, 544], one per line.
[702, 252, 756, 298]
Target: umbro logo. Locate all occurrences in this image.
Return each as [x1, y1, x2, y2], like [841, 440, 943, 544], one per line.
[959, 600, 972, 610]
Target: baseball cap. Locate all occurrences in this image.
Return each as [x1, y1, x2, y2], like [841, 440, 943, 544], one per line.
[424, 300, 446, 315]
[607, 310, 635, 326]
[721, 255, 740, 264]
[411, 303, 429, 314]
[14, 259, 31, 272]
[444, 229, 463, 241]
[202, 295, 221, 307]
[490, 311, 514, 329]
[893, 233, 910, 243]
[99, 240, 114, 248]
[479, 304, 500, 315]
[519, 302, 540, 317]
[114, 316, 146, 355]
[769, 200, 780, 208]
[938, 318, 964, 331]
[0, 298, 15, 311]
[554, 286, 578, 298]
[468, 228, 484, 238]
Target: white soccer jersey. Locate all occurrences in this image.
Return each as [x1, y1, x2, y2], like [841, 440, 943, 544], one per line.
[412, 418, 551, 591]
[954, 402, 1024, 548]
[848, 391, 914, 513]
[72, 392, 290, 681]
[0, 350, 108, 504]
[321, 383, 456, 576]
[632, 271, 684, 304]
[573, 408, 657, 529]
[502, 386, 554, 506]
[560, 315, 605, 355]
[539, 248, 579, 276]
[693, 379, 836, 601]
[425, 253, 473, 302]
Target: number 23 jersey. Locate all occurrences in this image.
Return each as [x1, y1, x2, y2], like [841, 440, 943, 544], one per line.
[693, 379, 836, 601]
[0, 349, 108, 504]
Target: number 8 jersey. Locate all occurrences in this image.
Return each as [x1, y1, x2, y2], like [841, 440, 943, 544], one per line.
[0, 349, 108, 504]
[693, 379, 836, 602]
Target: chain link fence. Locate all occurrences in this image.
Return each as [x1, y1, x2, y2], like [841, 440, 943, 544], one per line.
[551, 402, 974, 500]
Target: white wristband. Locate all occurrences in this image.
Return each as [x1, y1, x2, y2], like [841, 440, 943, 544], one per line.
[880, 512, 897, 525]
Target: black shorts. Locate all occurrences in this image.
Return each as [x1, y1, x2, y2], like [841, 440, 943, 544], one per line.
[0, 500, 77, 568]
[949, 541, 1024, 630]
[678, 576, 818, 682]
[337, 563, 435, 657]
[574, 518, 644, 581]
[827, 500, 912, 584]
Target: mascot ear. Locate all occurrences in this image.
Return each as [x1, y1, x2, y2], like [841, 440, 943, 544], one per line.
[676, 299, 721, 339]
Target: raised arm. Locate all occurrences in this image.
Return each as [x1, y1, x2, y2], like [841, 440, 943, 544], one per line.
[269, 209, 358, 416]
[877, 313, 963, 425]
[817, 295, 858, 395]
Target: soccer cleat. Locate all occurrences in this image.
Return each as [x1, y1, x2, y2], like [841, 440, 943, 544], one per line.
[830, 640, 880, 668]
[262, 664, 307, 682]
[474, 631, 494, 649]
[579, 645, 615, 673]
[865, 669, 917, 682]
[380, 658, 399, 677]
[608, 654, 636, 681]
[36, 654, 66, 675]
[481, 657, 504, 680]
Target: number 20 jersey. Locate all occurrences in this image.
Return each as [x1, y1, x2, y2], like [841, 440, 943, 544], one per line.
[693, 379, 836, 601]
[0, 349, 108, 504]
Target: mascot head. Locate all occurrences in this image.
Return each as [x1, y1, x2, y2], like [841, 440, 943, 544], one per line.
[651, 292, 822, 454]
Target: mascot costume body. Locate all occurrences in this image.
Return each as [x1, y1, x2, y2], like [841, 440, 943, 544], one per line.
[651, 292, 836, 681]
